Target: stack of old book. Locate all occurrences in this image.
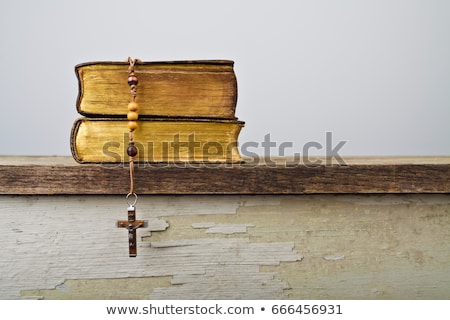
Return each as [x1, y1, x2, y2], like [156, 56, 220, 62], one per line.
[70, 60, 244, 163]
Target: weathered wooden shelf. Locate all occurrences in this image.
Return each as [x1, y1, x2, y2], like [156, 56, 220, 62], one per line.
[0, 156, 449, 195]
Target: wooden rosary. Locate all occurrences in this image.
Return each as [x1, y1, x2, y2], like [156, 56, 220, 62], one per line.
[116, 57, 148, 257]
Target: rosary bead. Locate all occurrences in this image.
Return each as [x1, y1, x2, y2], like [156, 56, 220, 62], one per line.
[128, 121, 138, 130]
[127, 111, 139, 121]
[127, 145, 138, 157]
[128, 75, 138, 86]
[128, 101, 139, 112]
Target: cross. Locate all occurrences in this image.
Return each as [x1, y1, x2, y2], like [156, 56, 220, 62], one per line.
[116, 206, 147, 257]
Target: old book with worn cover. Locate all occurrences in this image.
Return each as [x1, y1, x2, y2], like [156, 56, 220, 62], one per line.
[71, 118, 244, 163]
[75, 60, 238, 119]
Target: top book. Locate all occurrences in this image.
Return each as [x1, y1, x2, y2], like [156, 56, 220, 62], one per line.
[75, 60, 238, 119]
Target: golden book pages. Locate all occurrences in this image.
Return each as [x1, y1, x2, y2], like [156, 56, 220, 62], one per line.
[71, 118, 244, 163]
[76, 60, 238, 119]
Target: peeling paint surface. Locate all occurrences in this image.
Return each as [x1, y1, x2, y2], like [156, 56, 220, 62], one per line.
[149, 238, 301, 299]
[323, 254, 346, 261]
[0, 194, 449, 299]
[192, 222, 255, 234]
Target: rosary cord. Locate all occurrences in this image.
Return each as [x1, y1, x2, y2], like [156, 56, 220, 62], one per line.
[126, 57, 140, 196]
[129, 159, 135, 194]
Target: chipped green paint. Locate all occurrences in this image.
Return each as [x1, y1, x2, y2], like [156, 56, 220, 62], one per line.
[0, 194, 448, 299]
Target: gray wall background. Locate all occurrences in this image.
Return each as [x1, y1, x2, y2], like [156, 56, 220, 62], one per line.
[0, 0, 449, 157]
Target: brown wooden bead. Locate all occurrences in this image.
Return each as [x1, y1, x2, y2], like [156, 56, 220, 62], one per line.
[128, 101, 139, 112]
[128, 75, 138, 86]
[127, 111, 139, 121]
[127, 145, 138, 157]
[128, 121, 138, 130]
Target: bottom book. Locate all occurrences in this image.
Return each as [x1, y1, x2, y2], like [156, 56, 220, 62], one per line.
[71, 118, 244, 163]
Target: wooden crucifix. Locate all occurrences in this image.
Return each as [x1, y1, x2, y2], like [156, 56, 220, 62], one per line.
[116, 205, 148, 257]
